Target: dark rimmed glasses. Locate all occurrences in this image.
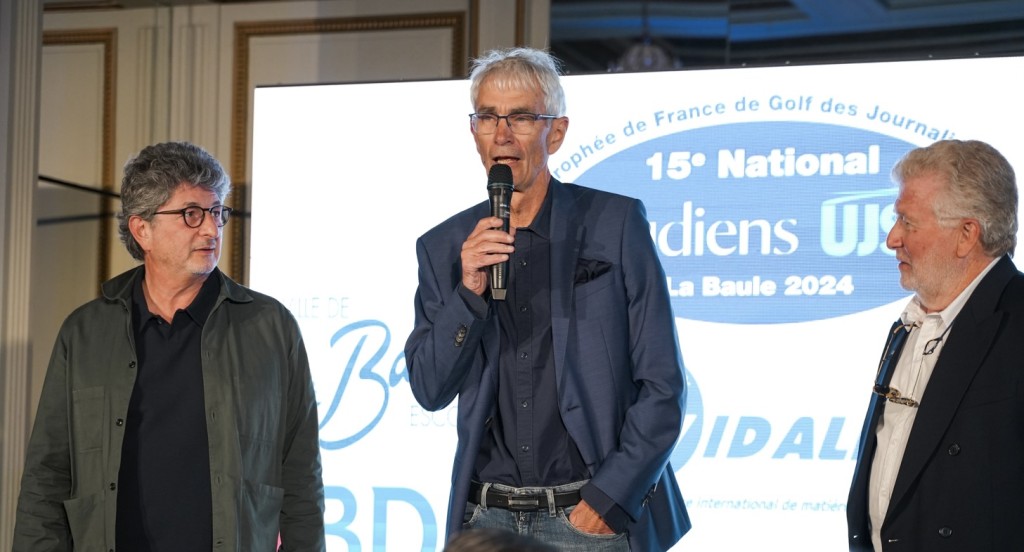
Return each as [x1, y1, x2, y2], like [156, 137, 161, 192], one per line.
[870, 319, 953, 409]
[469, 112, 558, 135]
[871, 322, 920, 408]
[872, 384, 919, 408]
[153, 205, 232, 228]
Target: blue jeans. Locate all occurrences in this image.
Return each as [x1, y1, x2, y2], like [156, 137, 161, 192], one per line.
[462, 481, 630, 552]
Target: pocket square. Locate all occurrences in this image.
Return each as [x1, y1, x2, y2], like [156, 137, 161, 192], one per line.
[574, 258, 612, 284]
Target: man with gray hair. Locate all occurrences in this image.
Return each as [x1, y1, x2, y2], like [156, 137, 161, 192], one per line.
[13, 141, 325, 551]
[406, 47, 689, 551]
[848, 139, 1024, 551]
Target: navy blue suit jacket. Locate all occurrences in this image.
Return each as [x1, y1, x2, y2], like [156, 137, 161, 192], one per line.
[405, 179, 690, 551]
[848, 255, 1024, 551]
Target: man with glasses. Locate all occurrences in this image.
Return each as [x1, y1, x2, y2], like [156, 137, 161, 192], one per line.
[848, 140, 1024, 552]
[13, 141, 325, 551]
[405, 47, 690, 551]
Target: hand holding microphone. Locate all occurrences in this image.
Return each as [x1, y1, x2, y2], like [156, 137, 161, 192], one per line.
[486, 164, 514, 300]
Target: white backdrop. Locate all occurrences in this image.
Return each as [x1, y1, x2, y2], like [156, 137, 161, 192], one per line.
[250, 56, 1024, 551]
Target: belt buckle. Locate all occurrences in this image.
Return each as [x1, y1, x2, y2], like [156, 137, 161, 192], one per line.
[506, 495, 541, 511]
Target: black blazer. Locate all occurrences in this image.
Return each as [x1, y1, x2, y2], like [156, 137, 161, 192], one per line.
[848, 255, 1024, 551]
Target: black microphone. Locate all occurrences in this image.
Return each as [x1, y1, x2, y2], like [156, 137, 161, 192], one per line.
[487, 164, 513, 300]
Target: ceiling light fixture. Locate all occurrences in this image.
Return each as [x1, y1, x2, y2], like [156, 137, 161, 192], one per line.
[609, 1, 682, 72]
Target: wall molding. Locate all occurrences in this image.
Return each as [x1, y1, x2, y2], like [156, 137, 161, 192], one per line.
[42, 28, 117, 286]
[229, 11, 467, 283]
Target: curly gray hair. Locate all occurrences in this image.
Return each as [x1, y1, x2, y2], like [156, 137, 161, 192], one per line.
[893, 139, 1017, 258]
[117, 141, 231, 261]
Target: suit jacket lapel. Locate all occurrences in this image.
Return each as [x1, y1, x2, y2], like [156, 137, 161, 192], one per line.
[886, 256, 1015, 517]
[548, 179, 581, 379]
[860, 320, 912, 451]
[849, 319, 911, 528]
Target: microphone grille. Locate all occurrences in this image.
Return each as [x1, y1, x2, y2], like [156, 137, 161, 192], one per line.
[487, 163, 513, 186]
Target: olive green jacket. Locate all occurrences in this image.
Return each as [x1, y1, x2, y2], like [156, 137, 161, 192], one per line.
[13, 267, 325, 551]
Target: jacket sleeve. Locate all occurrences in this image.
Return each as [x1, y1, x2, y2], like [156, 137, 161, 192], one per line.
[588, 199, 686, 521]
[12, 332, 74, 551]
[278, 325, 326, 552]
[404, 235, 490, 412]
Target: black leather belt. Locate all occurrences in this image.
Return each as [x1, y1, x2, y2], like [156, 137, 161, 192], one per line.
[469, 481, 581, 512]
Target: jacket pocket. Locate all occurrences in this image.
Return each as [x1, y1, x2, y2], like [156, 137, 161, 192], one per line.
[72, 387, 104, 452]
[960, 383, 1017, 409]
[64, 492, 103, 549]
[573, 273, 614, 301]
[238, 478, 284, 549]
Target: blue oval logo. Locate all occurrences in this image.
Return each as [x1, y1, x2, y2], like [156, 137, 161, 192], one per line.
[576, 122, 914, 324]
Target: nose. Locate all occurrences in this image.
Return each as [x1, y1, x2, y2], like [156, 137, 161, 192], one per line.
[199, 210, 221, 236]
[493, 117, 515, 142]
[885, 222, 902, 251]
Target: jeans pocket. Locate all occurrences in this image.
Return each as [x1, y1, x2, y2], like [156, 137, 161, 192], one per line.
[557, 507, 626, 540]
[462, 502, 482, 528]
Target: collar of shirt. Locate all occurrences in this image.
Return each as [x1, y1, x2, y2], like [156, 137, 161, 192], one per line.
[132, 268, 222, 329]
[517, 184, 552, 238]
[900, 256, 1001, 332]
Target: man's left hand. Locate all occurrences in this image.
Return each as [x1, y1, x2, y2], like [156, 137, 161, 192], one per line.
[568, 499, 614, 534]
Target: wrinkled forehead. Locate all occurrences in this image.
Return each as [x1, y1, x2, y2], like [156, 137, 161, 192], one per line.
[895, 172, 947, 212]
[480, 70, 542, 93]
[163, 182, 227, 207]
[474, 72, 546, 106]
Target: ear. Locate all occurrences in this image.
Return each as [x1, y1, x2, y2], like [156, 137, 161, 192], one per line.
[955, 218, 982, 258]
[128, 215, 153, 256]
[546, 116, 569, 155]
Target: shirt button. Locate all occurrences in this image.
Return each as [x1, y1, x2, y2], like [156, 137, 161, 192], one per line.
[109, 482, 117, 491]
[521, 400, 529, 408]
[521, 445, 530, 453]
[115, 418, 124, 427]
[948, 443, 961, 456]
[938, 527, 953, 538]
[520, 352, 528, 359]
[520, 260, 528, 267]
[519, 305, 528, 313]
[128, 361, 136, 369]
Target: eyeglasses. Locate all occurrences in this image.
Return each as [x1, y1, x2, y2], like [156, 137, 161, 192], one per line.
[872, 384, 919, 408]
[153, 205, 232, 228]
[872, 322, 919, 408]
[923, 322, 954, 355]
[871, 319, 954, 409]
[469, 113, 558, 135]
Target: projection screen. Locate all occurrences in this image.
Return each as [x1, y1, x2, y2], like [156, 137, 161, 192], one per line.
[250, 55, 1024, 551]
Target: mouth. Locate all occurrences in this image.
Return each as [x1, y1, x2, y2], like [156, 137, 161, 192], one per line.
[492, 156, 518, 166]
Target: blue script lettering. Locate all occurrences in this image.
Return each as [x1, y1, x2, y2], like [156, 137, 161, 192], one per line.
[319, 320, 408, 450]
